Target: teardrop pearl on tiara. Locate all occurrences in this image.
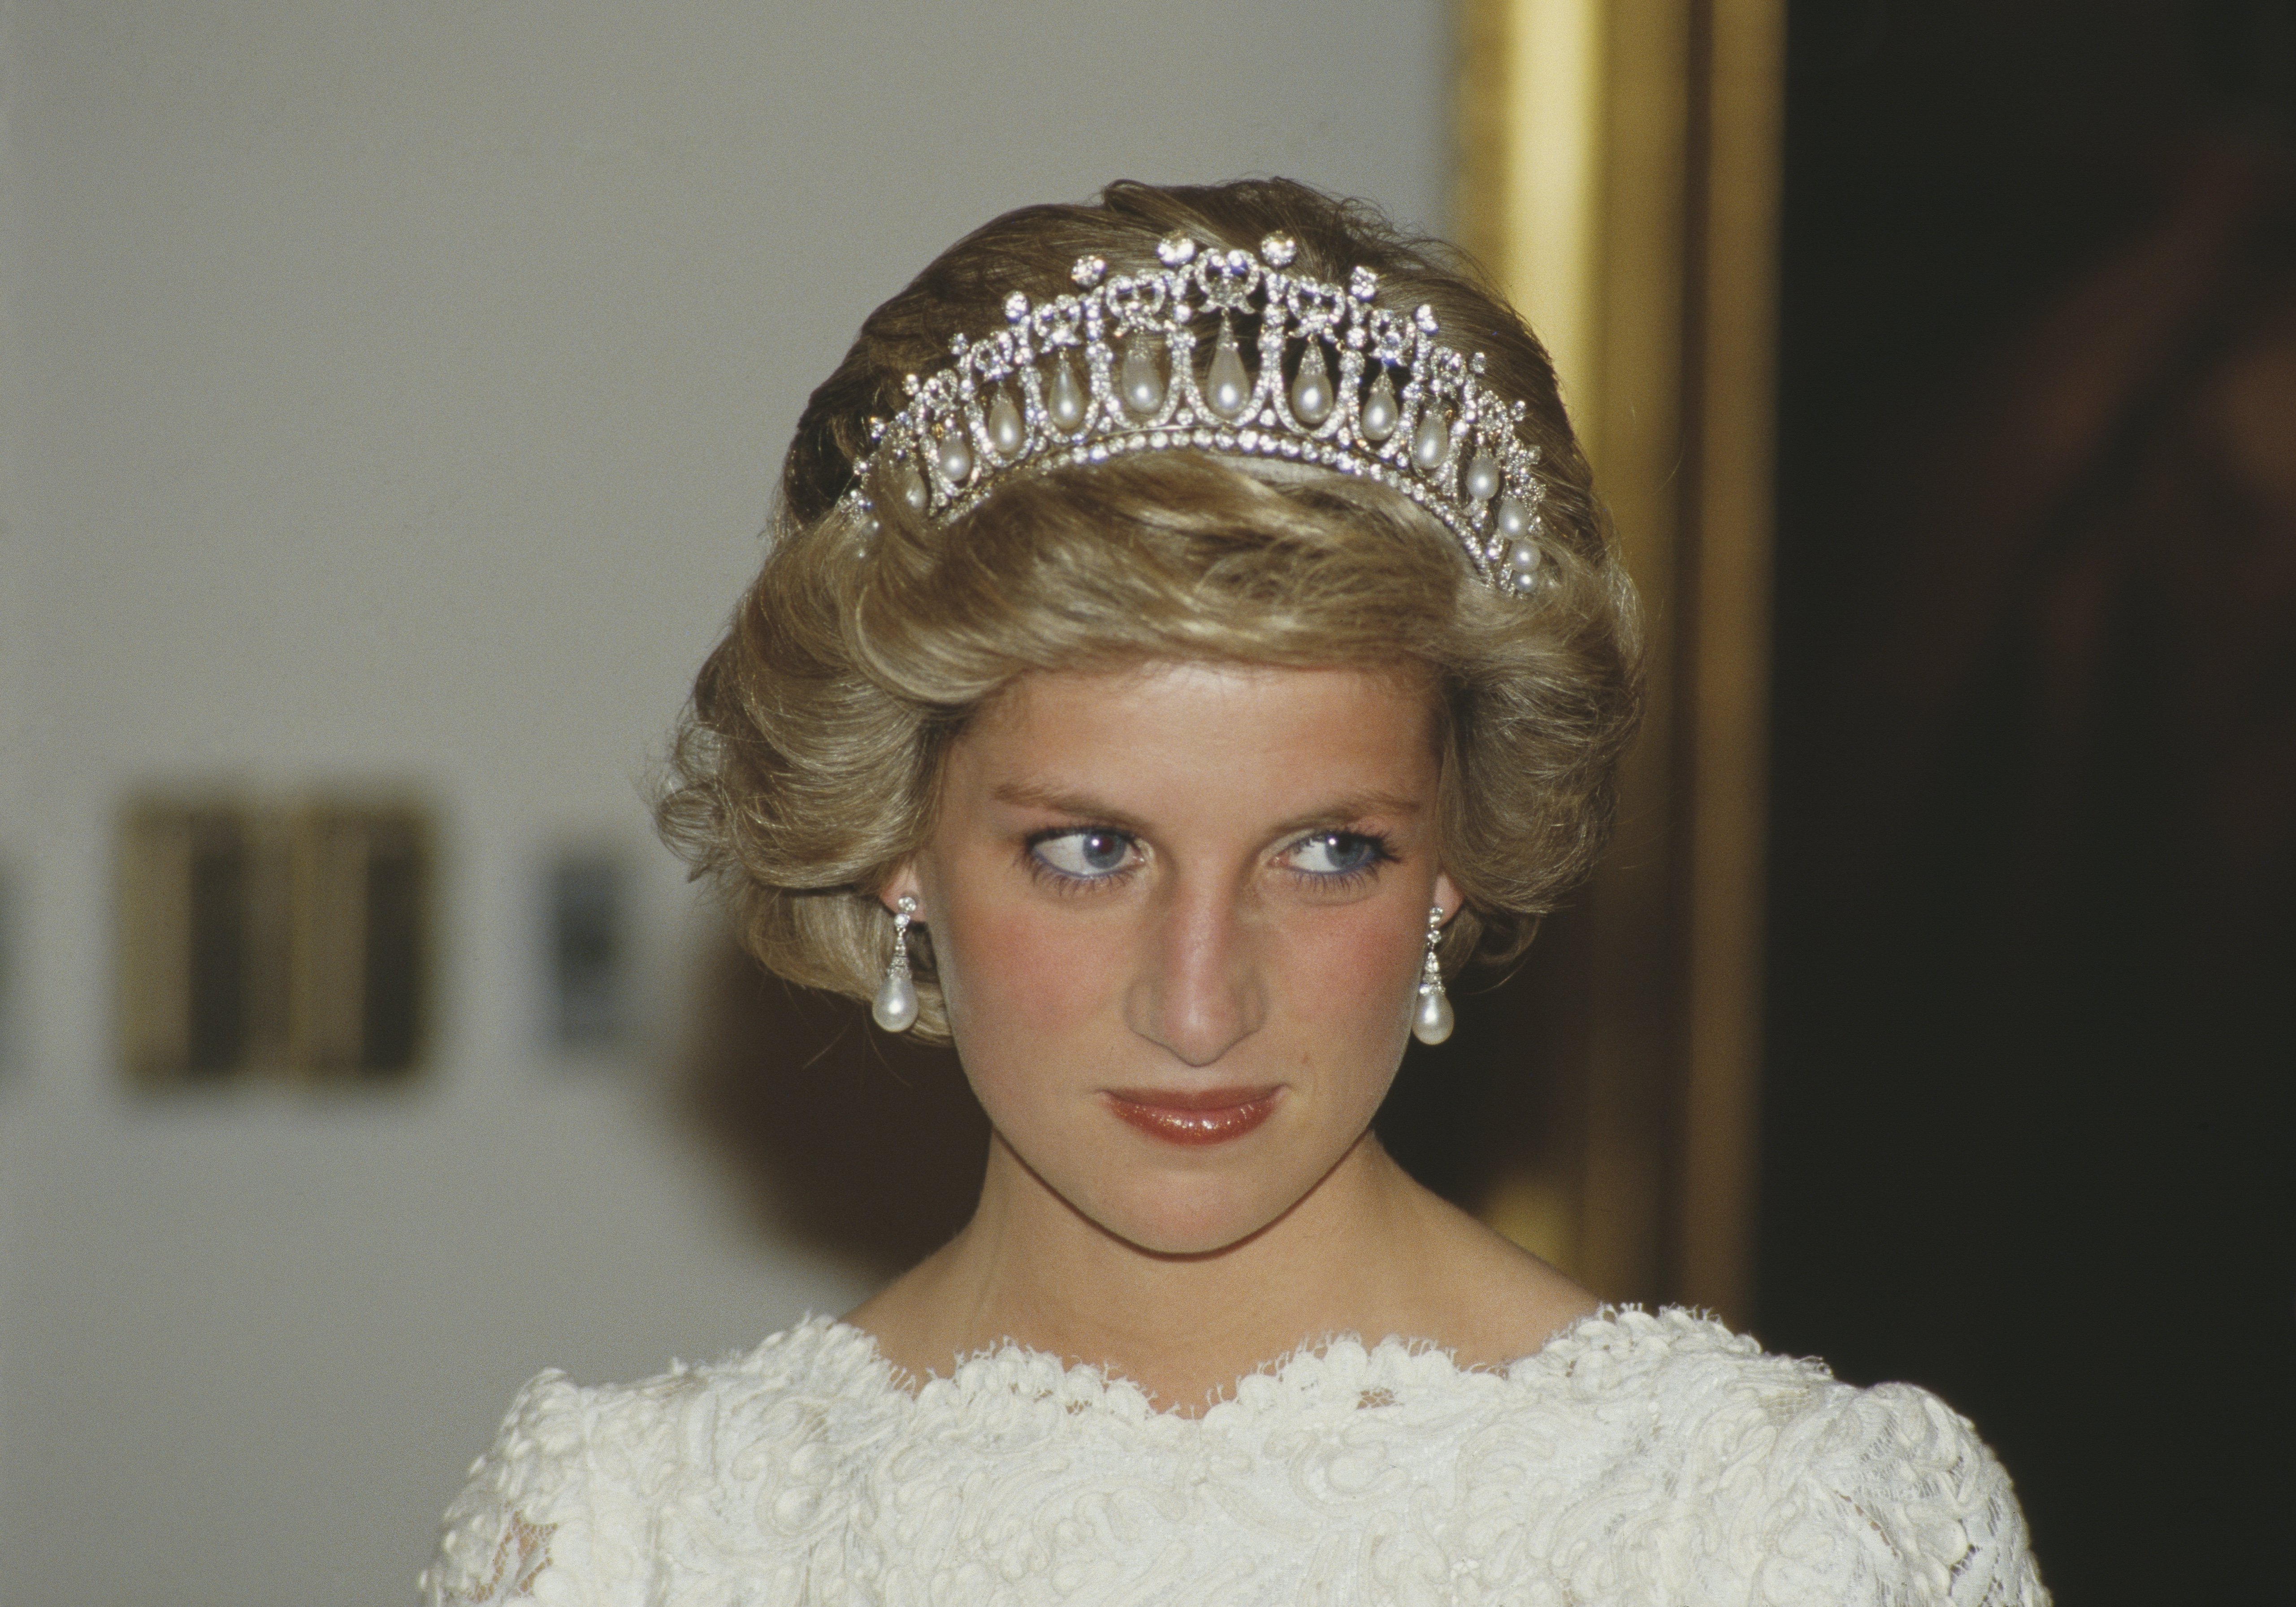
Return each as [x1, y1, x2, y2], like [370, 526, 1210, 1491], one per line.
[1121, 337, 1166, 418]
[894, 461, 928, 513]
[935, 430, 974, 487]
[1411, 408, 1451, 472]
[1290, 342, 1334, 425]
[1463, 453, 1502, 503]
[1048, 355, 1087, 431]
[987, 390, 1024, 459]
[1412, 904, 1455, 1046]
[1360, 370, 1399, 442]
[872, 896, 920, 1033]
[1206, 318, 1252, 420]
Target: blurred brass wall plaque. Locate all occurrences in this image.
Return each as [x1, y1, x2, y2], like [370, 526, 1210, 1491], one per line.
[118, 796, 433, 1086]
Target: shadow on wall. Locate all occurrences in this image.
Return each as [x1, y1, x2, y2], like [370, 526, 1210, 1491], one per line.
[680, 936, 989, 1279]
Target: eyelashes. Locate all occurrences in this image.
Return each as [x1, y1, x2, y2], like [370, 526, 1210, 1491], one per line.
[1286, 830, 1388, 879]
[1022, 827, 1397, 894]
[1027, 827, 1138, 884]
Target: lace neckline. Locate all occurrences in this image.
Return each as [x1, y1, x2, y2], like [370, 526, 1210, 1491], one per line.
[781, 1304, 1733, 1425]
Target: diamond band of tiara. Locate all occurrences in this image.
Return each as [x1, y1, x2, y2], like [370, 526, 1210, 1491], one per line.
[840, 230, 1551, 595]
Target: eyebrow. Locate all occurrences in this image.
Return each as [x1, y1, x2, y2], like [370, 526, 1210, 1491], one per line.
[1272, 792, 1428, 831]
[988, 780, 1426, 835]
[988, 780, 1151, 833]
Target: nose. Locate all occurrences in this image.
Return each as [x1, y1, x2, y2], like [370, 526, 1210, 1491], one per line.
[1124, 879, 1266, 1067]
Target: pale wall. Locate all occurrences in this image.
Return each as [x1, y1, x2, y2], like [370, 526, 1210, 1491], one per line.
[0, 2, 1448, 1602]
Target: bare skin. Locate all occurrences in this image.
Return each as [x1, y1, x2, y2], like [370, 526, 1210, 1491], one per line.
[846, 662, 1596, 1414]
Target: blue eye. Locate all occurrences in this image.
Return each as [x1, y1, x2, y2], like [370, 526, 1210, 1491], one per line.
[1031, 829, 1136, 879]
[1287, 832, 1384, 876]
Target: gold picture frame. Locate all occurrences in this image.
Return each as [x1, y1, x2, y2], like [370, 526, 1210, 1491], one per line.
[1456, 0, 1785, 1322]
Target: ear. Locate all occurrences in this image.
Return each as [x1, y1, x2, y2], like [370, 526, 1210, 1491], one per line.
[1434, 871, 1462, 926]
[879, 861, 924, 919]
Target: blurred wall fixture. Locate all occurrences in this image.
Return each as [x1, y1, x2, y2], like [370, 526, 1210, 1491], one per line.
[546, 850, 628, 1051]
[118, 795, 434, 1086]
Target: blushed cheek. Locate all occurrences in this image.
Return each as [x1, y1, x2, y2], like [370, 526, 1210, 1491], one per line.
[1323, 916, 1422, 1001]
[938, 905, 1121, 1097]
[1300, 918, 1424, 1086]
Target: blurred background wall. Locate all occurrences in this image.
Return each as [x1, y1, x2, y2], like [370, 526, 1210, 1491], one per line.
[0, 3, 1449, 1600]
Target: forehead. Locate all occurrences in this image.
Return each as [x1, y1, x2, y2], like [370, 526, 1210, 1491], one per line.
[949, 661, 1440, 810]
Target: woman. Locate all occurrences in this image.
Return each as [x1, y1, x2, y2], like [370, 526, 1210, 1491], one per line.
[423, 180, 2046, 1605]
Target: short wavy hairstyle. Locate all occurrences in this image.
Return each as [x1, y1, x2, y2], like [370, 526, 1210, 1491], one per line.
[656, 178, 1642, 1042]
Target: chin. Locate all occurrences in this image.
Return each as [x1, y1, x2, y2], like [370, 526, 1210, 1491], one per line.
[1078, 1170, 1300, 1258]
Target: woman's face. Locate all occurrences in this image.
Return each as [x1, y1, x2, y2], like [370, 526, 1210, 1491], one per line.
[888, 661, 1457, 1257]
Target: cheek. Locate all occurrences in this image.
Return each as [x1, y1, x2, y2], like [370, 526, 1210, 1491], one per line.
[1281, 912, 1425, 1076]
[1286, 904, 1423, 1014]
[935, 902, 1132, 1159]
[935, 899, 1121, 1062]
[1316, 909, 1425, 994]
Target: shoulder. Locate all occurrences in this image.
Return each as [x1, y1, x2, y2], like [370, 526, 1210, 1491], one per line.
[419, 1318, 886, 1607]
[1786, 1373, 2049, 1606]
[420, 1367, 607, 1607]
[1494, 1308, 2049, 1606]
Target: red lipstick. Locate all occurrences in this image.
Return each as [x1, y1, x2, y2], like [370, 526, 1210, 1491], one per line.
[1104, 1085, 1282, 1146]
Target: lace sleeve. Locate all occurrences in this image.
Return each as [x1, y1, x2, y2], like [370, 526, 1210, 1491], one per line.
[418, 1370, 613, 1607]
[1801, 1381, 2051, 1607]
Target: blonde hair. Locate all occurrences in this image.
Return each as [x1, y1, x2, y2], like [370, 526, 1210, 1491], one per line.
[657, 178, 1642, 1042]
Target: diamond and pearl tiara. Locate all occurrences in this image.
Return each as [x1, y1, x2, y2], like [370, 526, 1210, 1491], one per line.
[840, 230, 1551, 595]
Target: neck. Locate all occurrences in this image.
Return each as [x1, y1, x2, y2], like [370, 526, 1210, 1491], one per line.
[875, 1129, 1432, 1412]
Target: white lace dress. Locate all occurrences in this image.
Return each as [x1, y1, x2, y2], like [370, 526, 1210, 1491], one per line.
[420, 1308, 2046, 1606]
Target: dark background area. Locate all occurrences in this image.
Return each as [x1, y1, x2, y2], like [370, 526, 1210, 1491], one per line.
[1761, 0, 2295, 1596]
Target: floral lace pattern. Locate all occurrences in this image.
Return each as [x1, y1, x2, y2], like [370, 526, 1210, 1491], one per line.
[441, 1513, 556, 1604]
[420, 1308, 2048, 1606]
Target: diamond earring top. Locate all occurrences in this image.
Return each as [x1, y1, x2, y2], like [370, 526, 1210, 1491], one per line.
[840, 231, 1551, 595]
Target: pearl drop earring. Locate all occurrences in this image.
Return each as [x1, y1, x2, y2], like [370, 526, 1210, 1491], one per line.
[871, 895, 920, 1032]
[1412, 904, 1455, 1045]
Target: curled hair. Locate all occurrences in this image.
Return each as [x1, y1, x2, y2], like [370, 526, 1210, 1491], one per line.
[658, 178, 1642, 1041]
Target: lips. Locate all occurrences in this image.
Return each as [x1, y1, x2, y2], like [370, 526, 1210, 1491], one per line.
[1103, 1085, 1282, 1146]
